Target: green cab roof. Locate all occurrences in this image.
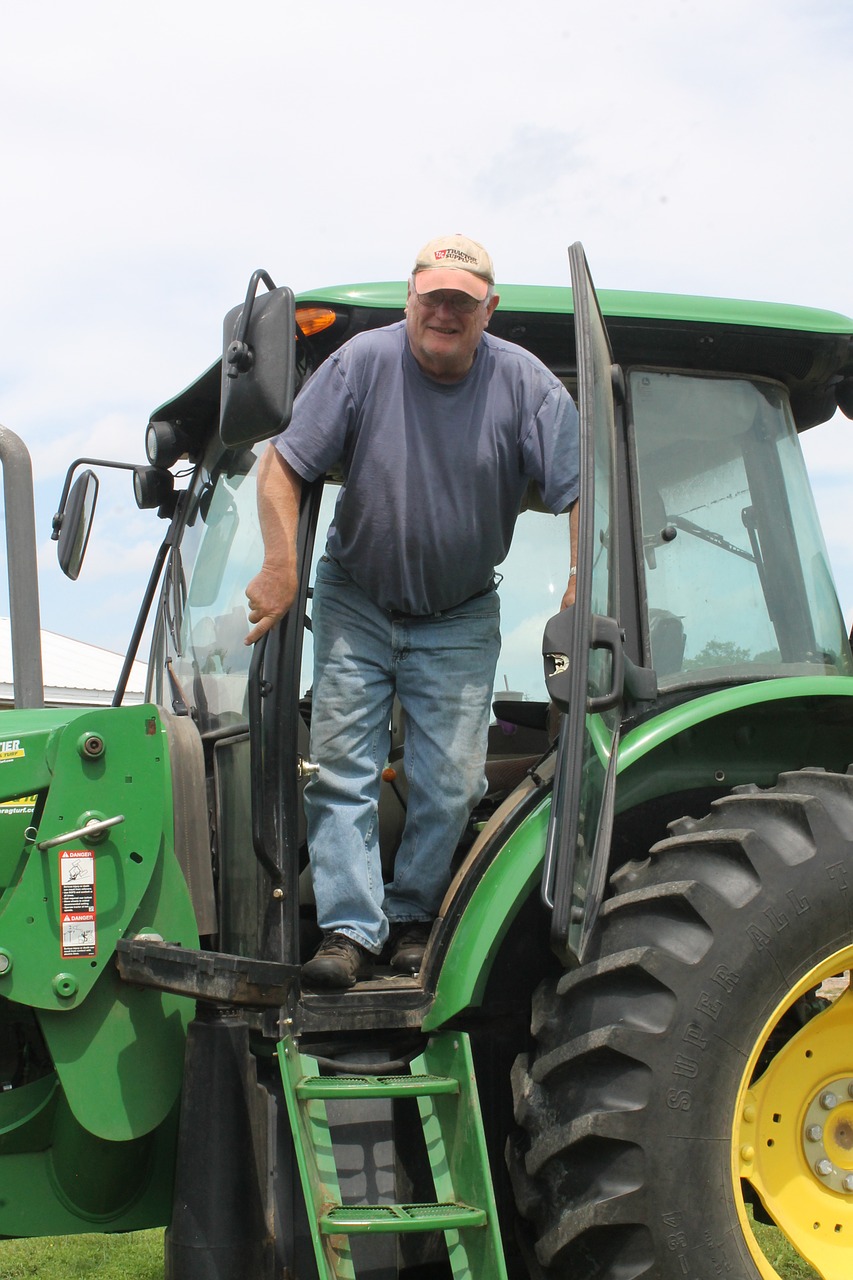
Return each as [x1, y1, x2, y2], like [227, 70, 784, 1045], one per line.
[150, 277, 853, 445]
[297, 280, 853, 337]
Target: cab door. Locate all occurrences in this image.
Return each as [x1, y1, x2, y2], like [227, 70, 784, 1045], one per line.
[541, 243, 624, 961]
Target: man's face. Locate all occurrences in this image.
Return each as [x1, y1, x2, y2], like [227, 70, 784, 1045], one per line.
[405, 278, 500, 383]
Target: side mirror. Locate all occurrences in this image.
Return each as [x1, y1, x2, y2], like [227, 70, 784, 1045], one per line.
[219, 270, 297, 448]
[57, 468, 99, 580]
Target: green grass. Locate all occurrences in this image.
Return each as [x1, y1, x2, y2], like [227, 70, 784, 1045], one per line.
[0, 1230, 164, 1280]
[747, 1210, 821, 1280]
[0, 1221, 821, 1279]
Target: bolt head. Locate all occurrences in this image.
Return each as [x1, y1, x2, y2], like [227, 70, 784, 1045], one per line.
[843, 1174, 853, 1193]
[52, 973, 78, 999]
[820, 1091, 839, 1111]
[816, 1158, 834, 1177]
[807, 1124, 824, 1142]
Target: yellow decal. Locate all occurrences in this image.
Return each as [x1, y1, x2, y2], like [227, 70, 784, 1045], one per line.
[0, 794, 36, 815]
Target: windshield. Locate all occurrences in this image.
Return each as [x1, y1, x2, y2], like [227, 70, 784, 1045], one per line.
[150, 445, 261, 730]
[631, 371, 852, 687]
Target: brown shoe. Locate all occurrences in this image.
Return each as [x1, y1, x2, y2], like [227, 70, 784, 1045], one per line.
[388, 921, 433, 974]
[302, 932, 374, 989]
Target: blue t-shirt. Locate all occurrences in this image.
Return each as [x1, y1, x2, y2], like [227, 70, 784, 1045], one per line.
[274, 321, 579, 615]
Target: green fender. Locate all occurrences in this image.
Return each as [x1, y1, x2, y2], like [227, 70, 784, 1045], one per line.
[426, 676, 853, 1030]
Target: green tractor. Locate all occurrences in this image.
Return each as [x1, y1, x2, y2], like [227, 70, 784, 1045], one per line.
[1, 244, 853, 1279]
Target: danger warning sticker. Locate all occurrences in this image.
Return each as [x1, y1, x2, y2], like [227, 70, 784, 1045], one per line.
[59, 849, 97, 958]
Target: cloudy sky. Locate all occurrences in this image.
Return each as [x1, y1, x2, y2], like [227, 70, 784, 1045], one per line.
[1, 0, 852, 659]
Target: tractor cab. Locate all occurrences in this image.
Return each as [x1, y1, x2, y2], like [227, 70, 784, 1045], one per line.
[126, 258, 853, 999]
[26, 250, 853, 1280]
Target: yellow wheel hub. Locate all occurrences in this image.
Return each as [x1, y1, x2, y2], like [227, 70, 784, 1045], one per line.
[733, 950, 853, 1280]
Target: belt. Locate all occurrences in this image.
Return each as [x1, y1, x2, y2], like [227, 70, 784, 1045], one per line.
[388, 575, 500, 622]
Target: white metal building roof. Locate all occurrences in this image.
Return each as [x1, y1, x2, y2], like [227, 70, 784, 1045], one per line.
[0, 617, 148, 707]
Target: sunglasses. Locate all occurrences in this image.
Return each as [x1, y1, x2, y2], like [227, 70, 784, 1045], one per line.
[414, 290, 486, 315]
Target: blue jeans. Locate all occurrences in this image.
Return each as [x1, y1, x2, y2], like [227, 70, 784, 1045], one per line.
[305, 555, 501, 954]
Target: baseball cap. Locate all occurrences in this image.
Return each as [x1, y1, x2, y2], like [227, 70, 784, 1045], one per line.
[412, 234, 495, 301]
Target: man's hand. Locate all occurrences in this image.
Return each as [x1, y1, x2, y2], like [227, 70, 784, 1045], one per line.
[245, 564, 297, 645]
[560, 574, 576, 611]
[244, 445, 303, 644]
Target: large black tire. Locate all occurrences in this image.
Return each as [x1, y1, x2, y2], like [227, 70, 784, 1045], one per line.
[508, 768, 853, 1279]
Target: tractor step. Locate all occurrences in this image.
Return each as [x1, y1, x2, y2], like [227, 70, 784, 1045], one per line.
[295, 1071, 460, 1100]
[320, 1202, 487, 1233]
[278, 1030, 508, 1280]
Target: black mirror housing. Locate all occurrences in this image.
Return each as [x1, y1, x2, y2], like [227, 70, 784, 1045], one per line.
[219, 277, 297, 448]
[57, 469, 99, 580]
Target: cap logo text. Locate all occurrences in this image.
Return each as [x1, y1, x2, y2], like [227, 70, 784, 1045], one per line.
[433, 248, 478, 266]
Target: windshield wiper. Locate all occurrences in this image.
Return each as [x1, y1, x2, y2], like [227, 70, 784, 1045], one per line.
[668, 513, 756, 563]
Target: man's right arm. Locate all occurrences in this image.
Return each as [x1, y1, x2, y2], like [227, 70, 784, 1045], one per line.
[245, 444, 303, 644]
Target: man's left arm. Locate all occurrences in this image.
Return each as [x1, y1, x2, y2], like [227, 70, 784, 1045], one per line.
[560, 500, 579, 610]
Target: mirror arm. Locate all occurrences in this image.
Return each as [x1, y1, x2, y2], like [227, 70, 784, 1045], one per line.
[52, 457, 145, 540]
[225, 269, 277, 380]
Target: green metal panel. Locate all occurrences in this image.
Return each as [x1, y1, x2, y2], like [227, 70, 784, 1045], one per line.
[0, 704, 182, 1009]
[0, 708, 77, 820]
[0, 702, 198, 1155]
[37, 848, 197, 1141]
[0, 1072, 57, 1153]
[0, 1104, 179, 1235]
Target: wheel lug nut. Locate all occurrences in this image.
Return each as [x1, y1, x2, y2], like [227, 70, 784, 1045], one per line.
[843, 1175, 853, 1193]
[820, 1091, 839, 1111]
[806, 1125, 824, 1142]
[816, 1159, 834, 1177]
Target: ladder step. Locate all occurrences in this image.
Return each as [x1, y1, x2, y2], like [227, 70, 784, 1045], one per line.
[320, 1201, 487, 1235]
[296, 1072, 459, 1100]
[278, 1032, 510, 1278]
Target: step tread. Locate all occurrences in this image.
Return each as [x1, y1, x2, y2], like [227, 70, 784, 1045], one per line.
[296, 1072, 459, 1099]
[320, 1201, 487, 1234]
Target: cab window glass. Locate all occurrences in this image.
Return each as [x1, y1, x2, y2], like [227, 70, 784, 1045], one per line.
[152, 446, 261, 731]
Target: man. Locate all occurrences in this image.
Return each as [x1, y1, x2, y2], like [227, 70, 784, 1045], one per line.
[246, 234, 579, 989]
